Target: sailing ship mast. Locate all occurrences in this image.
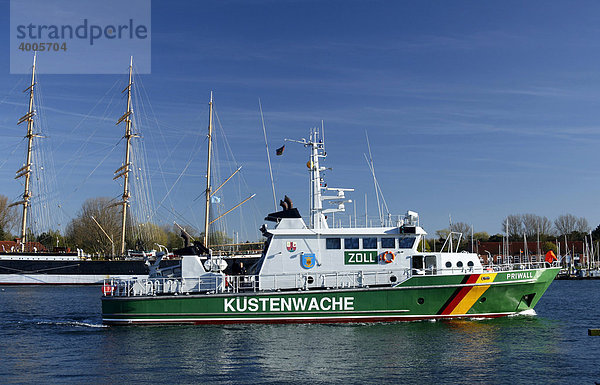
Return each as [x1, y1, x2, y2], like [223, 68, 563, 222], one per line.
[11, 53, 38, 251]
[203, 92, 214, 247]
[114, 57, 137, 255]
[200, 93, 256, 249]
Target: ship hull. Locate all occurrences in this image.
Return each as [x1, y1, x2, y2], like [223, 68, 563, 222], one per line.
[102, 267, 559, 325]
[0, 259, 179, 285]
[0, 273, 147, 285]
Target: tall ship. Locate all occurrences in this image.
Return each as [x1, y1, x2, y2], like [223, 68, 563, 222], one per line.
[0, 56, 182, 284]
[101, 111, 560, 324]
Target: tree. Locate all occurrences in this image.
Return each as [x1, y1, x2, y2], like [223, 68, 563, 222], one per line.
[543, 241, 557, 254]
[418, 238, 431, 252]
[592, 224, 600, 241]
[0, 226, 10, 242]
[450, 222, 471, 237]
[473, 232, 490, 242]
[65, 197, 121, 257]
[536, 216, 554, 237]
[435, 222, 471, 251]
[203, 230, 233, 246]
[37, 230, 65, 251]
[521, 214, 538, 237]
[488, 233, 503, 242]
[0, 195, 18, 240]
[130, 222, 168, 251]
[575, 217, 590, 233]
[554, 214, 578, 236]
[521, 214, 553, 238]
[553, 214, 590, 240]
[435, 228, 450, 240]
[164, 226, 185, 251]
[437, 222, 471, 241]
[502, 215, 523, 240]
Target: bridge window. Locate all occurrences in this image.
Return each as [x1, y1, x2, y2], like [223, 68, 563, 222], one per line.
[425, 255, 437, 275]
[326, 238, 341, 249]
[412, 255, 424, 273]
[363, 237, 377, 249]
[381, 238, 395, 248]
[344, 238, 359, 249]
[399, 237, 416, 249]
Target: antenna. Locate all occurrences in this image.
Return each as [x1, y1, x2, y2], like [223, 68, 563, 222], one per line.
[321, 120, 325, 153]
[285, 127, 352, 230]
[353, 199, 357, 228]
[471, 224, 474, 253]
[259, 98, 277, 211]
[365, 130, 382, 225]
[364, 193, 367, 227]
[364, 130, 390, 225]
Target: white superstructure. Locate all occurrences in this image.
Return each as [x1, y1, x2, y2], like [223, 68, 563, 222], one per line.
[252, 128, 483, 290]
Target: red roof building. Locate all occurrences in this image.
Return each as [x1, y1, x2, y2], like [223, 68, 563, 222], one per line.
[0, 240, 47, 253]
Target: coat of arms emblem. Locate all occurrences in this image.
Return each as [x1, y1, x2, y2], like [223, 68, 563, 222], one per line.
[286, 241, 297, 252]
[301, 253, 316, 269]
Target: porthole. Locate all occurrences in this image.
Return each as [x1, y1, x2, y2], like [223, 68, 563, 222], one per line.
[457, 261, 463, 268]
[445, 261, 452, 268]
[480, 297, 487, 303]
[390, 275, 397, 283]
[417, 297, 425, 305]
[467, 261, 474, 267]
[307, 276, 314, 284]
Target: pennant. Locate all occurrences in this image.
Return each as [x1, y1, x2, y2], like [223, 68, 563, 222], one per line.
[276, 145, 285, 156]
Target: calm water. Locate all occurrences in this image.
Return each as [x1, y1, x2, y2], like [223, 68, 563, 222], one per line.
[0, 281, 598, 384]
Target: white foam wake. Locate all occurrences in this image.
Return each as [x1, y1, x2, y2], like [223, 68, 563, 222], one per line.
[34, 320, 107, 328]
[510, 309, 537, 317]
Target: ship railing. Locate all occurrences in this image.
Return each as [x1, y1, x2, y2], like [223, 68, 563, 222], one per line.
[102, 275, 225, 297]
[104, 269, 414, 296]
[480, 261, 554, 272]
[223, 269, 412, 293]
[433, 261, 553, 276]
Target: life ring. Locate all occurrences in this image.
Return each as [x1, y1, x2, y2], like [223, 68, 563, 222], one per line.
[380, 251, 395, 264]
[102, 283, 114, 295]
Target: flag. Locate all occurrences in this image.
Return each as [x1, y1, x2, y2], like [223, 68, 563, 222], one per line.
[545, 250, 557, 264]
[276, 145, 285, 155]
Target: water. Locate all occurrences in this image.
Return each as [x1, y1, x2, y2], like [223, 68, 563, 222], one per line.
[0, 281, 598, 384]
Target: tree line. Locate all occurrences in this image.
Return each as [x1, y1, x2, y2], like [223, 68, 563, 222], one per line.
[434, 213, 596, 244]
[0, 195, 256, 257]
[1, 193, 598, 255]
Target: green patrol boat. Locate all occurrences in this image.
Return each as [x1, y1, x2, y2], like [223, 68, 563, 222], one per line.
[101, 107, 559, 325]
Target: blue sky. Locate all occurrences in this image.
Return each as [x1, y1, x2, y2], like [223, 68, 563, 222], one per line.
[2, 0, 600, 241]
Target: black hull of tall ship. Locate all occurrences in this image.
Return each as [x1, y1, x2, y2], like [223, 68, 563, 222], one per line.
[0, 254, 260, 285]
[0, 255, 181, 285]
